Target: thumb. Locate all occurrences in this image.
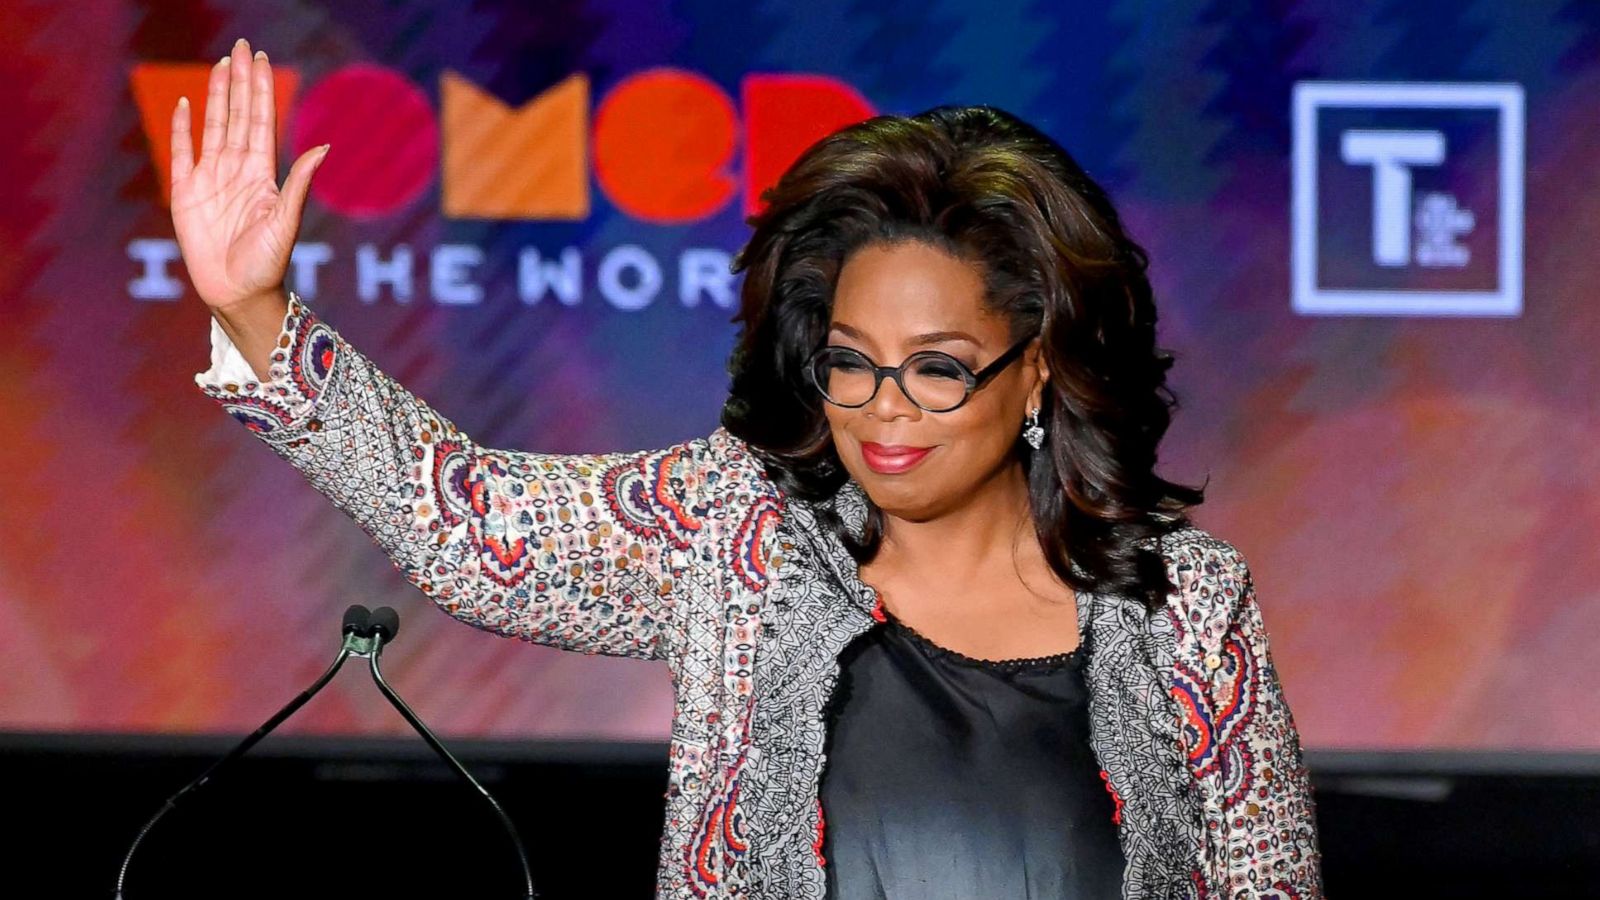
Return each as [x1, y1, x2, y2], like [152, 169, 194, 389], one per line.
[275, 143, 330, 237]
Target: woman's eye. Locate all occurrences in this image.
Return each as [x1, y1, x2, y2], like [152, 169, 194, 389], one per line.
[912, 359, 965, 379]
[832, 358, 869, 372]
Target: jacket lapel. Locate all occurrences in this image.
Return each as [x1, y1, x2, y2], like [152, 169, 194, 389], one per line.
[1081, 571, 1208, 898]
[741, 481, 877, 899]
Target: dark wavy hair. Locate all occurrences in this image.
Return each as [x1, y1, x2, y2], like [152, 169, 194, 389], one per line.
[720, 104, 1206, 613]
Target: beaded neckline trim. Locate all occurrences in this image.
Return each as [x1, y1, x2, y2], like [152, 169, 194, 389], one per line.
[880, 609, 1085, 671]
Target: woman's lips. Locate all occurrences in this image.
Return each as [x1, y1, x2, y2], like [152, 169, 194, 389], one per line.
[860, 442, 934, 474]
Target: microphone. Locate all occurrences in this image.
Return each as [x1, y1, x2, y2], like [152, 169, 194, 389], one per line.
[115, 605, 538, 898]
[367, 605, 398, 643]
[342, 602, 372, 636]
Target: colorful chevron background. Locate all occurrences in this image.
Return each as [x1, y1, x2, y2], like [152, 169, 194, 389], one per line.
[3, 0, 1599, 750]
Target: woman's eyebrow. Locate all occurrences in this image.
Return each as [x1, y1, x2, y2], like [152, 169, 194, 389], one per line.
[829, 321, 982, 347]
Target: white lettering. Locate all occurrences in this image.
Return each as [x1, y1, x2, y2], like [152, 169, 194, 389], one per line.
[432, 244, 484, 306]
[356, 243, 414, 303]
[288, 242, 334, 299]
[1340, 129, 1446, 267]
[597, 244, 661, 312]
[679, 248, 735, 309]
[127, 239, 183, 300]
[517, 247, 582, 307]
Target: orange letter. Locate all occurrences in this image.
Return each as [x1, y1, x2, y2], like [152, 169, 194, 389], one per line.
[441, 71, 590, 220]
[742, 75, 875, 218]
[593, 69, 738, 224]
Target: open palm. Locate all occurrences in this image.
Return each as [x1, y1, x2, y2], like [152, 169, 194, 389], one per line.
[170, 37, 328, 313]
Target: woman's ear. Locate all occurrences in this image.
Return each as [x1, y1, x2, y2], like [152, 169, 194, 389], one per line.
[1027, 339, 1050, 409]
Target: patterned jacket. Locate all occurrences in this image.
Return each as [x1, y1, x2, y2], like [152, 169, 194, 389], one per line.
[195, 292, 1325, 898]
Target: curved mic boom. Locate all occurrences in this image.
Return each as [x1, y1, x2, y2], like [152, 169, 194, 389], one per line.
[363, 606, 536, 899]
[114, 605, 539, 898]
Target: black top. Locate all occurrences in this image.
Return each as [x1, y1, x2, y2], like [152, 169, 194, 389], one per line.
[818, 607, 1126, 899]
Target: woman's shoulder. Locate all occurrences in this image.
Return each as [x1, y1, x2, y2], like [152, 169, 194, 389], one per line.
[1140, 522, 1246, 566]
[699, 425, 781, 496]
[1138, 523, 1258, 629]
[689, 426, 787, 531]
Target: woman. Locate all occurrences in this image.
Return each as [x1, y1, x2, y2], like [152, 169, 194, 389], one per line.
[175, 38, 1324, 899]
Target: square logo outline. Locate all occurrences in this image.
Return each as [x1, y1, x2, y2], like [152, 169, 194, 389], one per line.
[1291, 81, 1525, 317]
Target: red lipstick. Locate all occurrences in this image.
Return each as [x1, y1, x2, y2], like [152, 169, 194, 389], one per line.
[860, 442, 934, 475]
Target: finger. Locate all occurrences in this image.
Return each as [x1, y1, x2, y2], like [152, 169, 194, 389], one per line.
[224, 38, 251, 149]
[171, 96, 195, 186]
[248, 49, 275, 166]
[199, 56, 229, 162]
[275, 144, 330, 236]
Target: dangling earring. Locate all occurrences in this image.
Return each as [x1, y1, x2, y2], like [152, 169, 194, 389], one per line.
[1023, 407, 1045, 450]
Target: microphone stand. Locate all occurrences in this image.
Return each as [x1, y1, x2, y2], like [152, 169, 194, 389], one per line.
[114, 606, 538, 899]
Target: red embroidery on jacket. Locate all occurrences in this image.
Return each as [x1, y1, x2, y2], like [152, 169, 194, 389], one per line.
[1098, 768, 1124, 826]
[869, 596, 887, 623]
[688, 802, 724, 895]
[813, 797, 827, 867]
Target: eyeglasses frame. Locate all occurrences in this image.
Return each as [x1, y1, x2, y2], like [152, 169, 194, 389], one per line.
[804, 334, 1037, 413]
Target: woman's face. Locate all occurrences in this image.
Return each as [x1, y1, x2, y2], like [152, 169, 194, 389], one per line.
[821, 240, 1047, 522]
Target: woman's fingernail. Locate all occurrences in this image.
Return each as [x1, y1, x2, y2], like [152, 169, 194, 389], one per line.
[255, 50, 267, 61]
[178, 96, 189, 109]
[220, 56, 230, 65]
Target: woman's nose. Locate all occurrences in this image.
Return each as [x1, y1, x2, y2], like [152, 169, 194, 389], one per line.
[864, 369, 922, 420]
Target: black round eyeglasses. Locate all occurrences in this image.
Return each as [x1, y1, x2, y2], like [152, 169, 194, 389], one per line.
[804, 335, 1035, 413]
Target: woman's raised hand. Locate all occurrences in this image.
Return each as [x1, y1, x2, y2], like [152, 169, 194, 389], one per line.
[170, 37, 328, 314]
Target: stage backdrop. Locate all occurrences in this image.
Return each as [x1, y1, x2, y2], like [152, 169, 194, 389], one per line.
[4, 0, 1598, 751]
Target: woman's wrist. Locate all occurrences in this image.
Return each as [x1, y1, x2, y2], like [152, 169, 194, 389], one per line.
[211, 286, 291, 382]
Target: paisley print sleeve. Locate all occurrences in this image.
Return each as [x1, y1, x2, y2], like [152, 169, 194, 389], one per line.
[193, 291, 729, 662]
[1171, 542, 1326, 898]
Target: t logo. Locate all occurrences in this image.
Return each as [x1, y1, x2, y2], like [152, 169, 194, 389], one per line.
[1292, 82, 1524, 316]
[1339, 129, 1476, 269]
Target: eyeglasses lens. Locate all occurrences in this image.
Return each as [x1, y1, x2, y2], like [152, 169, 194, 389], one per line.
[811, 349, 970, 411]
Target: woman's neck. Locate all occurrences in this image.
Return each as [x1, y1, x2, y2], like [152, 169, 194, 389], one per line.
[873, 462, 1036, 587]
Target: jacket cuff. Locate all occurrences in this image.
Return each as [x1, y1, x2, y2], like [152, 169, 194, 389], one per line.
[193, 291, 338, 435]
